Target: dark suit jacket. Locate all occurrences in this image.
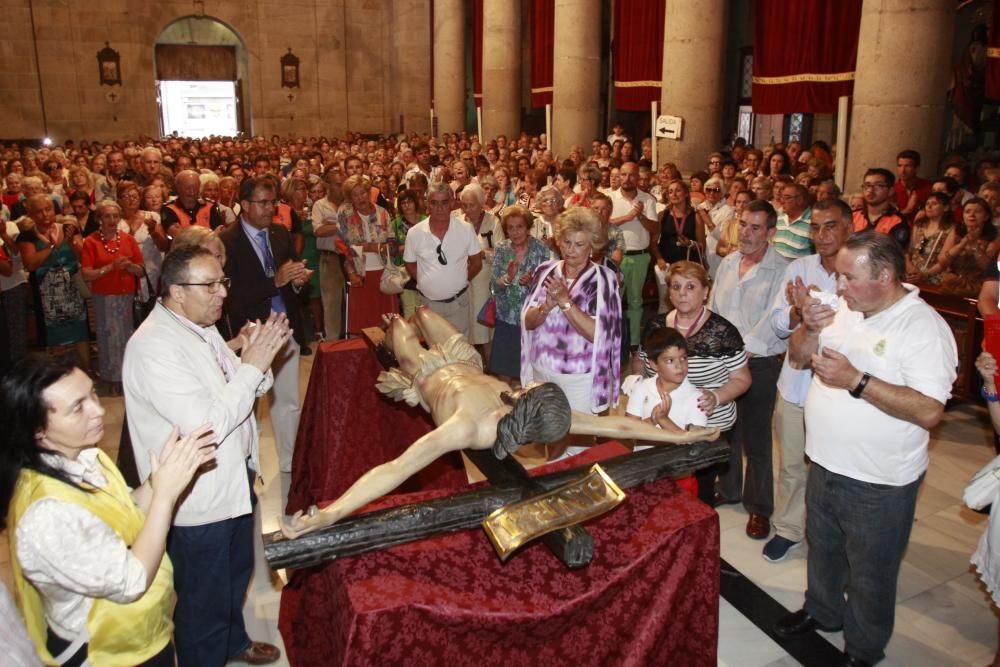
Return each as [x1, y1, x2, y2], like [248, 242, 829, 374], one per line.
[218, 220, 306, 346]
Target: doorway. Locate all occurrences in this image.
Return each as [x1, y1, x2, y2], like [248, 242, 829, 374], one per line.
[158, 81, 238, 137]
[154, 16, 250, 137]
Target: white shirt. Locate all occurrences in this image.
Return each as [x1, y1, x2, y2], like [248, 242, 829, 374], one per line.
[610, 189, 657, 251]
[403, 215, 482, 301]
[769, 254, 837, 406]
[0, 220, 27, 290]
[311, 197, 341, 252]
[804, 286, 957, 485]
[709, 244, 790, 357]
[626, 377, 706, 451]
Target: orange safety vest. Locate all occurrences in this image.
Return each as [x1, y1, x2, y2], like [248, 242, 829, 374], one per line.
[165, 200, 213, 229]
[272, 202, 294, 232]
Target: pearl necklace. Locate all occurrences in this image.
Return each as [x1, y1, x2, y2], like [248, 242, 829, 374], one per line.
[673, 306, 705, 335]
[100, 231, 120, 255]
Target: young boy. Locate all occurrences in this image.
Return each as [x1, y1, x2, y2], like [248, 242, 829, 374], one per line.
[625, 327, 707, 450]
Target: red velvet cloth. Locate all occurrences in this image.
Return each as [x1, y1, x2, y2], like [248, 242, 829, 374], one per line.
[473, 0, 483, 108]
[751, 0, 862, 114]
[612, 0, 665, 111]
[531, 0, 554, 108]
[279, 444, 720, 667]
[345, 272, 399, 335]
[987, 0, 1000, 101]
[286, 339, 465, 515]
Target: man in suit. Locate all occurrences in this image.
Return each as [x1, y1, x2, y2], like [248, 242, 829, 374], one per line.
[219, 176, 311, 476]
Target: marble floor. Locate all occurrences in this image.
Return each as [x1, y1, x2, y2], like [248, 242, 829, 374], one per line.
[2, 348, 998, 666]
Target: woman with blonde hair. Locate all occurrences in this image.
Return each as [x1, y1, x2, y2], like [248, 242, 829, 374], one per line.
[340, 174, 398, 331]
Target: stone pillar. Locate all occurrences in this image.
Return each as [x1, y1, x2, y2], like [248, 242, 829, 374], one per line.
[552, 0, 601, 157]
[844, 0, 954, 190]
[657, 0, 728, 174]
[433, 0, 465, 135]
[482, 2, 521, 139]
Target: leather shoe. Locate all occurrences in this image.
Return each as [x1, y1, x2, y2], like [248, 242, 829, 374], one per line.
[746, 512, 770, 539]
[712, 492, 740, 508]
[229, 641, 281, 665]
[774, 609, 842, 637]
[839, 653, 873, 667]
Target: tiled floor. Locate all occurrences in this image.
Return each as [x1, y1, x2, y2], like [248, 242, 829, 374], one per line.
[3, 351, 998, 666]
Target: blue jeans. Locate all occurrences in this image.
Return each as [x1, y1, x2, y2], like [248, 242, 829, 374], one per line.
[168, 513, 254, 666]
[804, 463, 923, 664]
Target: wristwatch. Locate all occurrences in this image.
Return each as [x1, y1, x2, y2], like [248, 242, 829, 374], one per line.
[559, 301, 572, 312]
[849, 372, 871, 399]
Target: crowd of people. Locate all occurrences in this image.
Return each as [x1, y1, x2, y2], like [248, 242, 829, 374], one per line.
[0, 126, 994, 666]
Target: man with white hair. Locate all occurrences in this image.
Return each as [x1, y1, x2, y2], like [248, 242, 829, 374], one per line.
[459, 183, 502, 352]
[136, 146, 165, 187]
[161, 170, 224, 238]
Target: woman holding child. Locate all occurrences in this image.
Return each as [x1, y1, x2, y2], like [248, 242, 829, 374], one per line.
[633, 260, 751, 504]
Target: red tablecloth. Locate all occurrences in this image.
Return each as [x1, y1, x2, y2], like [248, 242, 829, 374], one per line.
[279, 444, 720, 666]
[287, 338, 467, 514]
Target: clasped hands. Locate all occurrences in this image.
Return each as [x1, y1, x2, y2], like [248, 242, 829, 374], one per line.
[502, 260, 532, 288]
[542, 274, 570, 311]
[274, 259, 313, 289]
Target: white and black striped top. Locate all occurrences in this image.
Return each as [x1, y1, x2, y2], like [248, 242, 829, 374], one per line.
[638, 311, 747, 431]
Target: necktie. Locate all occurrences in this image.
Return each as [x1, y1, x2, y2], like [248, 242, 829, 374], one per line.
[257, 229, 276, 278]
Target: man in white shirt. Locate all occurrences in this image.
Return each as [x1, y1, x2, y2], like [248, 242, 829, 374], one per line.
[404, 182, 483, 336]
[709, 199, 789, 540]
[762, 198, 852, 564]
[775, 231, 957, 667]
[609, 161, 658, 348]
[123, 246, 289, 665]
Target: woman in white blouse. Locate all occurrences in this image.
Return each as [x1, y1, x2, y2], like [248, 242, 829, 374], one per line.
[0, 355, 214, 665]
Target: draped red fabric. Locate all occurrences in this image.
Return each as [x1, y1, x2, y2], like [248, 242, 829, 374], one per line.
[531, 0, 554, 107]
[612, 0, 665, 111]
[473, 0, 483, 108]
[986, 0, 1000, 100]
[751, 0, 863, 114]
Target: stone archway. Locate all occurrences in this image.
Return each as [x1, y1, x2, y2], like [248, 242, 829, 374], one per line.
[153, 15, 251, 137]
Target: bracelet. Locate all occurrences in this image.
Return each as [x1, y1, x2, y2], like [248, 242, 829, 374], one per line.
[982, 385, 1000, 403]
[849, 372, 872, 399]
[708, 388, 720, 405]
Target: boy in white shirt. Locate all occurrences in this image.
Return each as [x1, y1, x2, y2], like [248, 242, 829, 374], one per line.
[625, 327, 707, 449]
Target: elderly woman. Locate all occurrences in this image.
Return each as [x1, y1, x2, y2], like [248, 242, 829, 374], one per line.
[0, 355, 213, 665]
[67, 166, 95, 205]
[340, 174, 398, 331]
[461, 184, 503, 361]
[566, 164, 602, 208]
[533, 184, 562, 245]
[80, 201, 145, 394]
[488, 205, 550, 381]
[936, 197, 1000, 297]
[696, 176, 732, 276]
[479, 174, 503, 215]
[118, 181, 166, 310]
[18, 194, 89, 371]
[521, 207, 622, 459]
[634, 260, 751, 504]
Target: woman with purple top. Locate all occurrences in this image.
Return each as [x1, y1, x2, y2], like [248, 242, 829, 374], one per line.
[520, 207, 622, 459]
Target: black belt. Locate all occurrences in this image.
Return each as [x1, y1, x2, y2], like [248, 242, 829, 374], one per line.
[624, 249, 648, 256]
[421, 285, 468, 303]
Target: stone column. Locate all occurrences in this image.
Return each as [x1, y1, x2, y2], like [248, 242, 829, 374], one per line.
[657, 0, 728, 174]
[844, 0, 954, 189]
[433, 0, 465, 135]
[482, 2, 521, 139]
[552, 0, 601, 157]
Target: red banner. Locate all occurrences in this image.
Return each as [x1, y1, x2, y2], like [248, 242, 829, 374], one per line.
[473, 0, 483, 108]
[751, 0, 862, 114]
[531, 0, 554, 107]
[986, 0, 1000, 101]
[612, 0, 665, 111]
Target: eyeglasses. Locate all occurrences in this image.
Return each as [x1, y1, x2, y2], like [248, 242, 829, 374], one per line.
[709, 160, 722, 166]
[249, 198, 277, 207]
[436, 243, 448, 265]
[861, 183, 888, 191]
[704, 187, 722, 193]
[177, 277, 231, 293]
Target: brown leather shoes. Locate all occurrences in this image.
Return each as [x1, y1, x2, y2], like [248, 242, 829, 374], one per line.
[229, 641, 281, 665]
[746, 513, 770, 540]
